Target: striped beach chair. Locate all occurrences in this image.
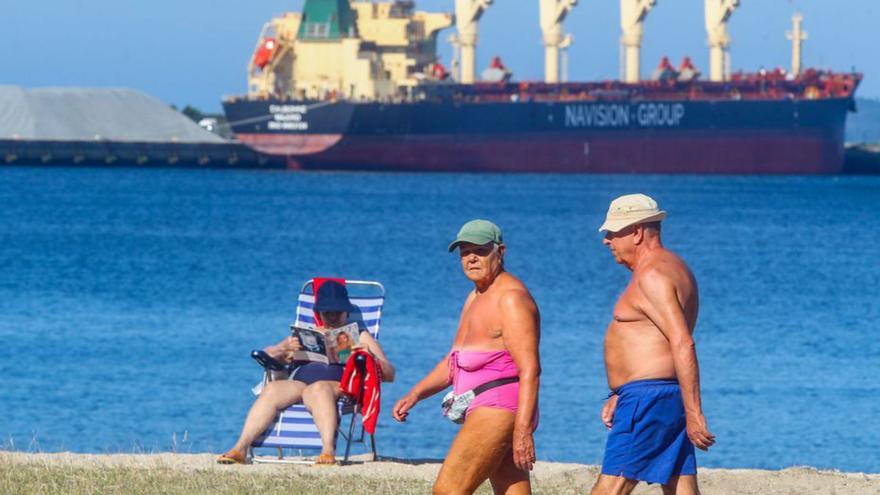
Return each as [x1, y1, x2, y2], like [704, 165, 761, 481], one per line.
[249, 279, 385, 465]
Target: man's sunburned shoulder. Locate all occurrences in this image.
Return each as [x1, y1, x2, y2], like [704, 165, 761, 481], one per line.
[635, 250, 691, 282]
[634, 264, 674, 289]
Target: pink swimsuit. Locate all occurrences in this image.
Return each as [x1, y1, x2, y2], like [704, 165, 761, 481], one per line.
[448, 349, 527, 419]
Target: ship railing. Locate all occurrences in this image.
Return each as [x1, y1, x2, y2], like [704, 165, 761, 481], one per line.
[225, 70, 860, 105]
[437, 70, 860, 103]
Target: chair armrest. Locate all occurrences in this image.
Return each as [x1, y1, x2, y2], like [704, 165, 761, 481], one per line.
[251, 350, 288, 372]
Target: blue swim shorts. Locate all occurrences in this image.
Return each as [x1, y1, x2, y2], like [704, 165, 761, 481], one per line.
[601, 379, 696, 485]
[291, 362, 344, 385]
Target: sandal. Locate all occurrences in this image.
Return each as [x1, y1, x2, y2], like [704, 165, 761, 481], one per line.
[313, 453, 337, 466]
[217, 449, 247, 464]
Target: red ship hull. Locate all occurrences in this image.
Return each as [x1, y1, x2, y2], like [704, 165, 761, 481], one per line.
[238, 128, 842, 174]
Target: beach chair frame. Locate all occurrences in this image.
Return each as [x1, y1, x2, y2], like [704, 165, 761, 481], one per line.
[249, 279, 384, 465]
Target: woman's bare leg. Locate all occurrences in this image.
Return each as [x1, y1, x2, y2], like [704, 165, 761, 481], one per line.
[433, 408, 523, 495]
[302, 380, 342, 457]
[488, 448, 531, 495]
[229, 380, 306, 454]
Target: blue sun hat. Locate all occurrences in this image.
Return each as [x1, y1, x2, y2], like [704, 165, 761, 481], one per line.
[313, 280, 356, 312]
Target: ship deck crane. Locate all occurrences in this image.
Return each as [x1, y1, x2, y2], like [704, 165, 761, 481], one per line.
[455, 0, 493, 83]
[540, 0, 577, 83]
[705, 0, 739, 82]
[620, 0, 657, 83]
[787, 13, 807, 77]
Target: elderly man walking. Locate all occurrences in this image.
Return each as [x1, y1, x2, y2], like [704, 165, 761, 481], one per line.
[592, 194, 715, 495]
[392, 219, 541, 495]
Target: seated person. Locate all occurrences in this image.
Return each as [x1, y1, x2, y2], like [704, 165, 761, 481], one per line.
[217, 280, 395, 465]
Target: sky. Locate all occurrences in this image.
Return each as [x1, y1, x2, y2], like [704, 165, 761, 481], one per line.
[2, 0, 877, 112]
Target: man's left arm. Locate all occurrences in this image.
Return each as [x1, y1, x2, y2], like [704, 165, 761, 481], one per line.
[500, 289, 541, 471]
[639, 270, 715, 451]
[359, 332, 395, 382]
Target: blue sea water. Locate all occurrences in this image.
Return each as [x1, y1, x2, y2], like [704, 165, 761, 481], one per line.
[0, 166, 878, 473]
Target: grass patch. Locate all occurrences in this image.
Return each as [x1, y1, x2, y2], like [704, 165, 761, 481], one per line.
[0, 454, 591, 494]
[0, 463, 440, 495]
[0, 462, 590, 495]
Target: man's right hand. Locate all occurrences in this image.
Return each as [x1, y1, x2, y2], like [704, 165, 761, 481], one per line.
[601, 394, 618, 429]
[280, 336, 302, 363]
[686, 412, 716, 451]
[391, 392, 419, 422]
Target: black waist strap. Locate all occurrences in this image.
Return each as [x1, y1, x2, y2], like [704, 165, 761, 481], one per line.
[473, 377, 519, 396]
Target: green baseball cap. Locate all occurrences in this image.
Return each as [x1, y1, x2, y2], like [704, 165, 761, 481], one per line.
[447, 219, 503, 252]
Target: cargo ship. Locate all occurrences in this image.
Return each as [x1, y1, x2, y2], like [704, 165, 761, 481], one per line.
[223, 0, 862, 174]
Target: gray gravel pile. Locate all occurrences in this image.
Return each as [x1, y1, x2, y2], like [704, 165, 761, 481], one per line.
[0, 86, 223, 143]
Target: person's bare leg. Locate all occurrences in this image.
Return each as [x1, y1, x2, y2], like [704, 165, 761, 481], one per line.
[302, 380, 342, 459]
[661, 475, 700, 495]
[488, 447, 531, 495]
[229, 380, 307, 454]
[433, 407, 519, 495]
[590, 474, 639, 495]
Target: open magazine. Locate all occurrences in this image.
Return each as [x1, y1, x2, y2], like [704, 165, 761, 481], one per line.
[290, 322, 361, 364]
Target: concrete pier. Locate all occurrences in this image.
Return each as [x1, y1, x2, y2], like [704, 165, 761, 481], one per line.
[0, 139, 281, 169]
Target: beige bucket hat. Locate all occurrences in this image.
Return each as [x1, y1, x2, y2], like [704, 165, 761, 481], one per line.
[598, 194, 667, 232]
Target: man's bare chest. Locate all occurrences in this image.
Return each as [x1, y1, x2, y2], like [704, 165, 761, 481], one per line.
[613, 284, 648, 323]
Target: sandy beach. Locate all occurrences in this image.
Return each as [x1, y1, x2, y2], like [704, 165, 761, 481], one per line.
[1, 452, 878, 494]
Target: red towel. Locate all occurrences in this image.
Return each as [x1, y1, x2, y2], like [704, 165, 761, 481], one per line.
[340, 349, 382, 434]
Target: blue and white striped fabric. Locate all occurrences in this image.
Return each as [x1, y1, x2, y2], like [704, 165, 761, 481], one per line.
[253, 404, 326, 449]
[252, 403, 354, 449]
[251, 280, 384, 460]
